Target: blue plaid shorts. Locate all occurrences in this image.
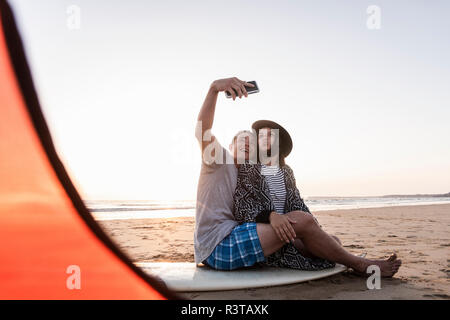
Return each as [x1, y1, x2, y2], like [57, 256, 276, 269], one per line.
[203, 222, 265, 270]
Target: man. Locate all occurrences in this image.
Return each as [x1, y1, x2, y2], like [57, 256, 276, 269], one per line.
[195, 77, 402, 276]
[194, 77, 260, 270]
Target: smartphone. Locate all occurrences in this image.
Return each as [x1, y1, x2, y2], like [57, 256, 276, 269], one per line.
[225, 80, 259, 98]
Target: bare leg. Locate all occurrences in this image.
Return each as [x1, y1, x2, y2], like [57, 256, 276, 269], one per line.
[256, 223, 285, 256]
[257, 212, 401, 277]
[257, 222, 341, 257]
[293, 235, 341, 258]
[293, 239, 313, 257]
[256, 223, 342, 257]
[287, 211, 401, 277]
[331, 235, 342, 245]
[257, 223, 342, 258]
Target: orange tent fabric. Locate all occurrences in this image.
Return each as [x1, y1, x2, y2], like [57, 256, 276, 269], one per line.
[0, 0, 174, 299]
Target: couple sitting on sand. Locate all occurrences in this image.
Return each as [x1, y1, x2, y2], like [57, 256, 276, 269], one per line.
[194, 77, 402, 277]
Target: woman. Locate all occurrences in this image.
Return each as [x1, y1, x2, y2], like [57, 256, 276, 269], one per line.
[233, 120, 336, 270]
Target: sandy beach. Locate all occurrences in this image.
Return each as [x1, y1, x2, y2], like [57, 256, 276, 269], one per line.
[97, 203, 450, 300]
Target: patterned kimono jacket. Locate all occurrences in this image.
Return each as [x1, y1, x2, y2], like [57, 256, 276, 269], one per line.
[233, 163, 335, 270]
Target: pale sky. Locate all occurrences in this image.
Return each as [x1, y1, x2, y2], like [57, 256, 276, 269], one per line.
[10, 0, 450, 200]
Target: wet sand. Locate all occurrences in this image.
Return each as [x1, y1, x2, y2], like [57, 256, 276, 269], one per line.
[98, 203, 450, 299]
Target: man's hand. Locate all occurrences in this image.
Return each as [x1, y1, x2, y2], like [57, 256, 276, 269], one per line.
[210, 77, 255, 100]
[269, 211, 297, 243]
[196, 76, 254, 155]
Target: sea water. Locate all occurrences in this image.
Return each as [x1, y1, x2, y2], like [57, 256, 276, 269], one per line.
[86, 196, 450, 221]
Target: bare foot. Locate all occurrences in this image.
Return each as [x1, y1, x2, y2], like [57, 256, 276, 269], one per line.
[354, 253, 402, 277]
[387, 253, 397, 262]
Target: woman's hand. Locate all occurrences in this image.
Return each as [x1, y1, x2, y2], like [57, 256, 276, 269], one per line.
[269, 211, 297, 243]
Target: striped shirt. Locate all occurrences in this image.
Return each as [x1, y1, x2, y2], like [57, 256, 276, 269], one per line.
[261, 165, 286, 214]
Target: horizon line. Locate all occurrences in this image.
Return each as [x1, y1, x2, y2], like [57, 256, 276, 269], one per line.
[83, 191, 450, 202]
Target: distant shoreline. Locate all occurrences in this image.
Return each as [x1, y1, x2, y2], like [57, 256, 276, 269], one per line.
[90, 200, 450, 221]
[380, 192, 450, 198]
[85, 192, 450, 203]
[307, 192, 450, 200]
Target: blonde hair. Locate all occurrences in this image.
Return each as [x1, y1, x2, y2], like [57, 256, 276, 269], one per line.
[231, 130, 255, 145]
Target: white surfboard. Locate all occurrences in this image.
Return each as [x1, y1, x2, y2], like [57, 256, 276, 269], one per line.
[135, 262, 347, 292]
